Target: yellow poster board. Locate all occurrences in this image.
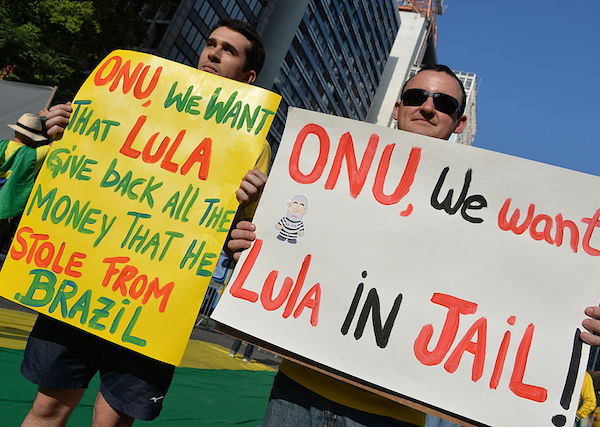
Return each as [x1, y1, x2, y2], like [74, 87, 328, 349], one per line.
[0, 50, 280, 365]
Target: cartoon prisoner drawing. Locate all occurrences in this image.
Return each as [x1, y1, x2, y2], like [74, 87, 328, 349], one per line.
[275, 195, 308, 244]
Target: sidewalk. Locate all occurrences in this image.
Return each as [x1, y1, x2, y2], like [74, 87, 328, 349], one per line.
[0, 298, 279, 426]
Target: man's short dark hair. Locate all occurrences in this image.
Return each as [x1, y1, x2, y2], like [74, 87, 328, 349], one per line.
[401, 64, 467, 116]
[211, 19, 265, 76]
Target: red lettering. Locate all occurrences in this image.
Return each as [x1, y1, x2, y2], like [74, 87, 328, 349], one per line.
[161, 130, 185, 172]
[130, 275, 148, 299]
[283, 254, 312, 318]
[413, 293, 478, 366]
[324, 132, 378, 198]
[555, 214, 579, 253]
[181, 137, 211, 180]
[260, 271, 293, 310]
[228, 240, 261, 302]
[142, 277, 174, 313]
[109, 60, 143, 93]
[9, 226, 32, 260]
[509, 323, 547, 402]
[444, 317, 487, 382]
[497, 199, 535, 234]
[26, 234, 48, 263]
[64, 252, 86, 278]
[33, 242, 54, 268]
[101, 256, 131, 287]
[112, 265, 139, 296]
[120, 115, 146, 159]
[289, 123, 330, 184]
[489, 316, 515, 390]
[372, 145, 421, 205]
[94, 55, 122, 86]
[581, 208, 600, 256]
[50, 242, 66, 275]
[141, 132, 171, 164]
[133, 66, 162, 99]
[101, 256, 173, 312]
[293, 283, 321, 326]
[529, 214, 554, 244]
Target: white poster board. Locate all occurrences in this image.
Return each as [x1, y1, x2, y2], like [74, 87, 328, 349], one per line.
[212, 108, 600, 427]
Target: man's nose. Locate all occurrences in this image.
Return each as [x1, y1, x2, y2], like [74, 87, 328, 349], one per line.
[419, 96, 436, 114]
[208, 47, 221, 62]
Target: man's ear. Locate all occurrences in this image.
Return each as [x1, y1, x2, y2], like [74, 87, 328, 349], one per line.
[453, 114, 468, 134]
[393, 101, 401, 121]
[244, 70, 257, 84]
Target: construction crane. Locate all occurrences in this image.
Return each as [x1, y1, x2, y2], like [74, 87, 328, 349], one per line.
[398, 0, 445, 46]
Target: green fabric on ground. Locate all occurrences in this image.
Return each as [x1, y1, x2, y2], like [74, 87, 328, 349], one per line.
[0, 347, 275, 426]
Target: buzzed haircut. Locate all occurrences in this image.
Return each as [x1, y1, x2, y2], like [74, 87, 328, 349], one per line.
[211, 19, 265, 75]
[401, 63, 467, 115]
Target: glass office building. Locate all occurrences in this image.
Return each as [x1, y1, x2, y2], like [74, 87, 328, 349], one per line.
[144, 0, 268, 66]
[268, 1, 400, 147]
[143, 0, 400, 152]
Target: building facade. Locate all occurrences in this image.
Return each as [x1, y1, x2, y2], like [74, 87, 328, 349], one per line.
[141, 0, 400, 152]
[267, 1, 400, 146]
[367, 1, 478, 146]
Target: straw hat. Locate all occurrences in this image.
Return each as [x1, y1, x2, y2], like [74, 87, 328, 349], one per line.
[8, 113, 47, 142]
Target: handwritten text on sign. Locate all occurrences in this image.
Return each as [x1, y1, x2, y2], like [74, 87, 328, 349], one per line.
[212, 108, 600, 426]
[0, 50, 280, 365]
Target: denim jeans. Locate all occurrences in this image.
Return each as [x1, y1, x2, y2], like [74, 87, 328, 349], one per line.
[424, 414, 461, 427]
[263, 371, 420, 427]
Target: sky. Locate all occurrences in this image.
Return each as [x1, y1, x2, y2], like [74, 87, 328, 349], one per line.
[436, 1, 600, 176]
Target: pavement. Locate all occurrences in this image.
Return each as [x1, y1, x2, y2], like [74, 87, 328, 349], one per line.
[0, 297, 281, 426]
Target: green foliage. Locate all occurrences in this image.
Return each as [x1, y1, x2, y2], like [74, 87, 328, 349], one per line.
[0, 0, 165, 103]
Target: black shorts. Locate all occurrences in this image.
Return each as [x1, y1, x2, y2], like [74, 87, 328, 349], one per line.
[21, 315, 175, 420]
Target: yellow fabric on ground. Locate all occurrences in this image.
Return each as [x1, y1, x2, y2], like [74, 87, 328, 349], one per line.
[0, 308, 36, 350]
[0, 308, 274, 371]
[181, 339, 275, 371]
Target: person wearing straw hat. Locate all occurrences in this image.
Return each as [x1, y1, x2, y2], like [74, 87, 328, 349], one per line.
[0, 113, 51, 254]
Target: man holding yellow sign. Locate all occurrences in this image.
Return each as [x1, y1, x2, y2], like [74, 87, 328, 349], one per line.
[18, 19, 273, 426]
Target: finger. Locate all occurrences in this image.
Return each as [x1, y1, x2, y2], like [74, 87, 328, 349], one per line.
[47, 103, 73, 117]
[239, 180, 258, 196]
[235, 221, 256, 232]
[243, 169, 267, 187]
[230, 229, 256, 241]
[46, 115, 70, 129]
[46, 119, 71, 137]
[228, 239, 253, 261]
[236, 188, 249, 204]
[228, 238, 253, 252]
[585, 306, 600, 320]
[580, 330, 600, 346]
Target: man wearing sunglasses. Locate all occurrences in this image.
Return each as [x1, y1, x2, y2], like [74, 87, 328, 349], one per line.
[394, 63, 467, 141]
[228, 64, 600, 427]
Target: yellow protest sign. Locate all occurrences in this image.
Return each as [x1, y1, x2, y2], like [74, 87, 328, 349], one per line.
[0, 50, 280, 365]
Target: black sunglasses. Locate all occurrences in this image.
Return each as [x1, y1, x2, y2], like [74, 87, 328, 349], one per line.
[401, 88, 460, 116]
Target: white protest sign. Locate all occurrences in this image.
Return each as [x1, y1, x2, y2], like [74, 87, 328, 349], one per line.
[212, 108, 600, 426]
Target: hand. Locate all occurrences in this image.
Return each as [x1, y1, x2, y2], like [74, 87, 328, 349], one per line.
[581, 306, 600, 346]
[44, 102, 72, 138]
[227, 221, 256, 261]
[236, 169, 267, 206]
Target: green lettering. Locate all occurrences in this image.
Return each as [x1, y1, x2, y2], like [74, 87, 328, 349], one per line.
[17, 269, 57, 307]
[204, 88, 238, 123]
[68, 289, 92, 324]
[48, 280, 78, 318]
[121, 306, 146, 347]
[88, 297, 115, 330]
